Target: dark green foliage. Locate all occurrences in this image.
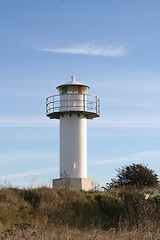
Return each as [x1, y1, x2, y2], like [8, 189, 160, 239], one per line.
[94, 194, 123, 228]
[110, 163, 159, 188]
[22, 190, 40, 209]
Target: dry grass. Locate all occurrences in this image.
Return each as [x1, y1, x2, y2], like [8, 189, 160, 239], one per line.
[0, 187, 160, 239]
[2, 225, 160, 240]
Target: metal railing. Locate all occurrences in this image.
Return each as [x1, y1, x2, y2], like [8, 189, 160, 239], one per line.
[46, 94, 100, 117]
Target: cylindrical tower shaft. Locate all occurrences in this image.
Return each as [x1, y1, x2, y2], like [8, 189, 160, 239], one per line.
[60, 114, 87, 178]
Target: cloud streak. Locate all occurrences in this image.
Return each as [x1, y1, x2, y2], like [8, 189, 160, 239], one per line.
[0, 167, 58, 180]
[1, 114, 160, 128]
[38, 43, 126, 57]
[88, 115, 160, 128]
[89, 150, 160, 166]
[0, 150, 58, 165]
[103, 98, 160, 111]
[0, 115, 57, 127]
[1, 151, 159, 181]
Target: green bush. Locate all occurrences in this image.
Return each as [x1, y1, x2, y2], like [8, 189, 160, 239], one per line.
[110, 164, 159, 188]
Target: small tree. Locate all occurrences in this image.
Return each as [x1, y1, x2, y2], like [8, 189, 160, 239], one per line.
[109, 163, 159, 188]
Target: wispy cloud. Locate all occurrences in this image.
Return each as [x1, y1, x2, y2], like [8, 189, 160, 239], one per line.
[1, 151, 159, 181]
[103, 98, 160, 111]
[89, 150, 160, 166]
[0, 150, 58, 166]
[90, 79, 160, 94]
[0, 167, 58, 180]
[38, 43, 126, 57]
[1, 114, 160, 129]
[88, 115, 160, 128]
[0, 115, 57, 127]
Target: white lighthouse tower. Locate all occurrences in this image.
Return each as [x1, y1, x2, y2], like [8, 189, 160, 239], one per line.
[46, 75, 100, 190]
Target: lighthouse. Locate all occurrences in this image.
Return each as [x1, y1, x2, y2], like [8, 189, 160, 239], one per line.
[46, 75, 100, 190]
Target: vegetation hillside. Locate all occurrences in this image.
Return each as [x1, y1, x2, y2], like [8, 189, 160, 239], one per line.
[0, 186, 160, 239]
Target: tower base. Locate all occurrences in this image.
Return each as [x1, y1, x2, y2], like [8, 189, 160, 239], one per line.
[52, 178, 94, 191]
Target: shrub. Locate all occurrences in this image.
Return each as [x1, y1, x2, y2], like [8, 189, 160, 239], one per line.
[109, 163, 159, 188]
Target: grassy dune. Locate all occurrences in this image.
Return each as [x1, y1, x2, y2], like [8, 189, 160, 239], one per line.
[0, 187, 160, 239]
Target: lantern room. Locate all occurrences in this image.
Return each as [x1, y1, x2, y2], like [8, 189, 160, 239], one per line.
[57, 75, 89, 95]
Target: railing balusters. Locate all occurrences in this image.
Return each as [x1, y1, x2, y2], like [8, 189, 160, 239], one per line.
[46, 94, 100, 117]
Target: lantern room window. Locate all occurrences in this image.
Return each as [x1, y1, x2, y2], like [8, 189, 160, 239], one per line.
[62, 86, 67, 95]
[58, 84, 89, 95]
[78, 86, 82, 94]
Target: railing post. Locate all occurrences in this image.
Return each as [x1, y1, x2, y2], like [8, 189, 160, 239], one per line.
[83, 94, 85, 111]
[46, 98, 48, 116]
[95, 96, 97, 114]
[53, 96, 54, 113]
[50, 102, 52, 114]
[98, 98, 100, 115]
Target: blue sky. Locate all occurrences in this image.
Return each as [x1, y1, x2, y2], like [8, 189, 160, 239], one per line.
[0, 0, 160, 188]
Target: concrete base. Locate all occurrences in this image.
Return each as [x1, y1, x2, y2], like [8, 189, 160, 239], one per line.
[52, 178, 94, 191]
